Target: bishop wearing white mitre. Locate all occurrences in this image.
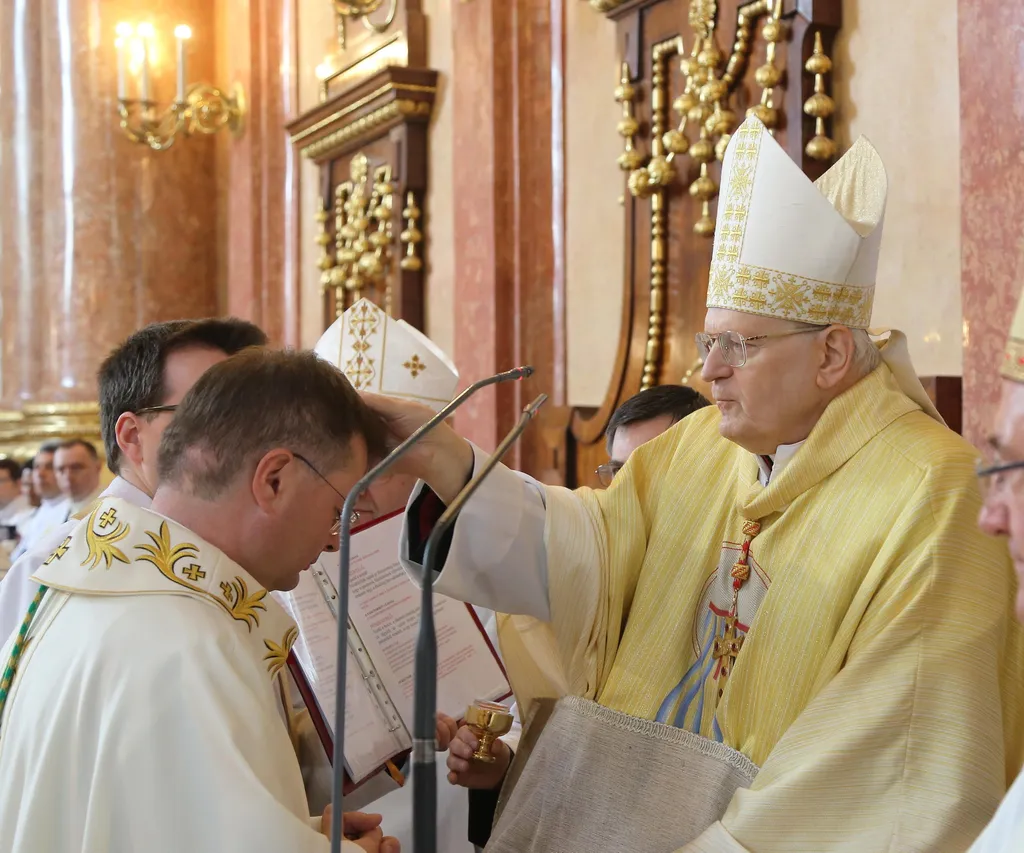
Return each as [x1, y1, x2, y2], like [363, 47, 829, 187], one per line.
[375, 116, 1024, 852]
[288, 297, 496, 853]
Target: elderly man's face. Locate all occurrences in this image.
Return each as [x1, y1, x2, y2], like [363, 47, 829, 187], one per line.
[978, 380, 1024, 620]
[700, 308, 826, 455]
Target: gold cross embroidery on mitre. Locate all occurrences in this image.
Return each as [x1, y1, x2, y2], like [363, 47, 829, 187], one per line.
[403, 354, 426, 378]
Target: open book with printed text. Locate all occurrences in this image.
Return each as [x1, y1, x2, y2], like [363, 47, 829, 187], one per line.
[277, 511, 510, 786]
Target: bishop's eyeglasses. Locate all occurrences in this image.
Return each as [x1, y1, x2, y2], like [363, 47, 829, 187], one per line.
[976, 458, 1024, 500]
[596, 461, 623, 487]
[695, 327, 823, 368]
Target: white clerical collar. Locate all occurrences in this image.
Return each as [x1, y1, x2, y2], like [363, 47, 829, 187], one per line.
[69, 488, 105, 515]
[756, 441, 805, 485]
[100, 476, 152, 509]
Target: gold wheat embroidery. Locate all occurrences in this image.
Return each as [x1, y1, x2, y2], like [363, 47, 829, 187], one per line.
[81, 506, 131, 570]
[135, 522, 267, 631]
[263, 625, 299, 677]
[219, 576, 268, 631]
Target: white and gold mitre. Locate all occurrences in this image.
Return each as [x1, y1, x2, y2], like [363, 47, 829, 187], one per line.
[1002, 290, 1024, 383]
[707, 116, 888, 329]
[314, 298, 459, 411]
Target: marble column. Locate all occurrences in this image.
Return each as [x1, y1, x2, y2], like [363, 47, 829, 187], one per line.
[960, 1, 1024, 447]
[449, 0, 567, 477]
[220, 0, 301, 348]
[0, 0, 219, 458]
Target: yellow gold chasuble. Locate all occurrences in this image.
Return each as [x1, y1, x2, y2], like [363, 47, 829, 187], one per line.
[498, 364, 1024, 851]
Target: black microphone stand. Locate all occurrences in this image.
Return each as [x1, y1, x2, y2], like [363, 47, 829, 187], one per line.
[412, 393, 548, 853]
[329, 367, 534, 853]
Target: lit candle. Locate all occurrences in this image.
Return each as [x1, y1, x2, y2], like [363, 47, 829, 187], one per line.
[174, 25, 191, 103]
[137, 22, 154, 102]
[115, 39, 125, 99]
[114, 23, 131, 100]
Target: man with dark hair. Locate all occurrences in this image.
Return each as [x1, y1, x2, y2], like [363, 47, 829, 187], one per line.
[0, 318, 267, 642]
[598, 385, 710, 485]
[53, 439, 102, 514]
[0, 458, 32, 534]
[0, 349, 397, 853]
[97, 318, 270, 477]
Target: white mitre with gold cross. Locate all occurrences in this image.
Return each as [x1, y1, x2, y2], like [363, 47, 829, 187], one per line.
[314, 298, 459, 411]
[707, 115, 886, 328]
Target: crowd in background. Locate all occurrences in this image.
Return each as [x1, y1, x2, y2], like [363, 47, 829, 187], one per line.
[0, 439, 103, 578]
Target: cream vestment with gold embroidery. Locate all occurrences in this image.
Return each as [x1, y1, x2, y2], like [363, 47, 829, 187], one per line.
[0, 499, 368, 853]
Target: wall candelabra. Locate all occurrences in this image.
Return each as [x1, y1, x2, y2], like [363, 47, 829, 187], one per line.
[115, 22, 245, 151]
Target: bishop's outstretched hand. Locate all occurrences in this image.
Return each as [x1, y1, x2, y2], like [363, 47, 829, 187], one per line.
[360, 392, 474, 505]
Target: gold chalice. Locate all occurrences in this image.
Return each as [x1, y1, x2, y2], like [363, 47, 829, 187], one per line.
[464, 700, 514, 763]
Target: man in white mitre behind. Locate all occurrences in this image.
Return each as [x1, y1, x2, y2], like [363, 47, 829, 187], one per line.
[0, 349, 398, 853]
[363, 115, 1024, 852]
[286, 297, 481, 853]
[970, 284, 1024, 851]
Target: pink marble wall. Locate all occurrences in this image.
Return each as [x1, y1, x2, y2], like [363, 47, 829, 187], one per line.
[960, 1, 1024, 447]
[0, 0, 219, 409]
[221, 0, 301, 349]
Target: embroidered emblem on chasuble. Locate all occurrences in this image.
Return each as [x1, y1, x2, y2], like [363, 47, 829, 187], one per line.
[656, 533, 771, 741]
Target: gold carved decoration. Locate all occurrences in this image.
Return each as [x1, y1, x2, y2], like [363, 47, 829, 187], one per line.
[615, 63, 643, 173]
[589, 0, 631, 11]
[300, 99, 432, 161]
[317, 197, 336, 303]
[803, 32, 837, 162]
[0, 401, 103, 463]
[399, 191, 424, 274]
[327, 153, 396, 317]
[333, 0, 398, 49]
[623, 0, 795, 240]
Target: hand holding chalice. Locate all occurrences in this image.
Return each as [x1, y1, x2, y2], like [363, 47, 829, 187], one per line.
[464, 700, 514, 763]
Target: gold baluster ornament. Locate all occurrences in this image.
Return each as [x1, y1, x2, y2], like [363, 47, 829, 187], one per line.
[316, 197, 335, 299]
[616, 63, 644, 173]
[804, 31, 837, 162]
[400, 191, 424, 273]
[748, 0, 784, 130]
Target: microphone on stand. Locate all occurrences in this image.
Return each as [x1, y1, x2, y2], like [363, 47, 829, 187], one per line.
[412, 393, 549, 853]
[329, 366, 534, 853]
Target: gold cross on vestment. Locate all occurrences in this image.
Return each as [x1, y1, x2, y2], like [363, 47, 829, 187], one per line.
[712, 614, 745, 677]
[99, 509, 118, 529]
[181, 563, 206, 582]
[43, 536, 73, 566]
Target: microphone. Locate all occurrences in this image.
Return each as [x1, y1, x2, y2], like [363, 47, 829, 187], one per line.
[412, 393, 549, 853]
[329, 366, 534, 853]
